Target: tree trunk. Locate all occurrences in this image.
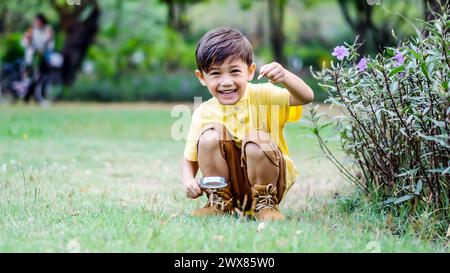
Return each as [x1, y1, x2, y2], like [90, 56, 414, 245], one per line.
[337, 0, 398, 55]
[56, 1, 101, 86]
[268, 0, 286, 65]
[176, 1, 189, 39]
[166, 0, 190, 40]
[167, 0, 176, 29]
[337, 0, 371, 55]
[113, 0, 123, 79]
[0, 7, 6, 35]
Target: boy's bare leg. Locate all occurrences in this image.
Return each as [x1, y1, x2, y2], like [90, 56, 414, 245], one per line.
[198, 128, 229, 180]
[244, 140, 284, 221]
[245, 142, 279, 185]
[192, 127, 233, 216]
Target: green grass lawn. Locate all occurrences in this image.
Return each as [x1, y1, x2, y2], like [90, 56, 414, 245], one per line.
[0, 103, 446, 252]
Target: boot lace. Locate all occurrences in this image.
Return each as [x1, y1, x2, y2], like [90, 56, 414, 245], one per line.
[206, 189, 227, 211]
[255, 184, 276, 211]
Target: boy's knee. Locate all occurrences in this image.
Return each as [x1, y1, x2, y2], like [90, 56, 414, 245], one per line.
[244, 142, 266, 162]
[198, 129, 221, 152]
[244, 130, 277, 153]
[244, 130, 281, 167]
[198, 123, 232, 152]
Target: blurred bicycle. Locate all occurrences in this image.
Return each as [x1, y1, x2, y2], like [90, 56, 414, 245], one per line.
[0, 53, 64, 105]
[0, 13, 64, 105]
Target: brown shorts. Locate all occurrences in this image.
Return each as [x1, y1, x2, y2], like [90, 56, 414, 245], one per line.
[197, 123, 286, 211]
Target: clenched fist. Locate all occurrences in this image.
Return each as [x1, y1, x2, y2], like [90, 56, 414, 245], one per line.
[257, 62, 286, 83]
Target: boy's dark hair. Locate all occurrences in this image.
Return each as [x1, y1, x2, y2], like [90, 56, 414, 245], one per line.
[35, 13, 48, 25]
[195, 26, 253, 73]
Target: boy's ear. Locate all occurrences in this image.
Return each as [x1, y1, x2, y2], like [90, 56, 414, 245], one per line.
[195, 69, 207, 86]
[247, 63, 256, 81]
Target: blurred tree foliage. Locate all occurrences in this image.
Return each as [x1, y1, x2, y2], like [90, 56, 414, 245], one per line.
[160, 0, 206, 40]
[0, 0, 436, 101]
[0, 0, 55, 34]
[238, 0, 288, 65]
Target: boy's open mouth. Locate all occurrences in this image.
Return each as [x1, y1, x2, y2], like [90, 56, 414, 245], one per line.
[218, 89, 236, 95]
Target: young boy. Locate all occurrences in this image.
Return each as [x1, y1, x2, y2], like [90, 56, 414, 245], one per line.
[182, 26, 314, 221]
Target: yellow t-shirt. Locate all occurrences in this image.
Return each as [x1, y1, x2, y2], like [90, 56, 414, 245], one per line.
[184, 82, 302, 190]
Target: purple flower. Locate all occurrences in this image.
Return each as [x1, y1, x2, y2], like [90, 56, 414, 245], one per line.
[357, 57, 367, 72]
[394, 50, 404, 67]
[332, 46, 349, 61]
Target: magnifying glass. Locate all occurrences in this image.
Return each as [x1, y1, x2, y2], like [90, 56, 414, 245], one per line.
[198, 176, 227, 189]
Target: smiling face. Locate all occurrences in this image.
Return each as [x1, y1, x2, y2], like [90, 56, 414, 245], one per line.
[195, 58, 256, 105]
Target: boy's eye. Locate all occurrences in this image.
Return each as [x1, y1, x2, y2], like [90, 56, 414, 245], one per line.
[210, 71, 220, 75]
[231, 70, 241, 73]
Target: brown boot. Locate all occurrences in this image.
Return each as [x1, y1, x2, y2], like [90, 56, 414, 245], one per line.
[191, 187, 233, 217]
[251, 184, 284, 221]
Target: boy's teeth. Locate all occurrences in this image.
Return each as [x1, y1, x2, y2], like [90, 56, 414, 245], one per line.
[221, 90, 235, 94]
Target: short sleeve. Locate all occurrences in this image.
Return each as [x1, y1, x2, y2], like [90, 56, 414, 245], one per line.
[286, 104, 302, 123]
[255, 83, 303, 124]
[183, 107, 203, 162]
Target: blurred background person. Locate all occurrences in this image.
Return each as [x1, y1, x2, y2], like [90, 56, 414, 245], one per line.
[15, 13, 55, 98]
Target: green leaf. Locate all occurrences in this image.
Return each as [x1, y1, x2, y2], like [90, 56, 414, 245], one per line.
[408, 49, 431, 81]
[415, 180, 423, 195]
[320, 121, 333, 130]
[393, 194, 415, 204]
[420, 62, 430, 80]
[427, 166, 450, 175]
[396, 169, 417, 177]
[442, 81, 449, 91]
[384, 194, 415, 205]
[388, 66, 405, 77]
[409, 49, 423, 62]
[406, 115, 414, 125]
[298, 125, 313, 131]
[418, 133, 450, 149]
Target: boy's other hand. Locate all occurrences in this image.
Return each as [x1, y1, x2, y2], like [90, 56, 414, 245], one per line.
[183, 178, 203, 199]
[257, 62, 286, 83]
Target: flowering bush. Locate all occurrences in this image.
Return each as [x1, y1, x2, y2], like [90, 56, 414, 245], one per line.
[311, 12, 449, 237]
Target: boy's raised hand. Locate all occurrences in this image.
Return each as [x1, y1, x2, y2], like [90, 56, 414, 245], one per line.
[257, 62, 286, 83]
